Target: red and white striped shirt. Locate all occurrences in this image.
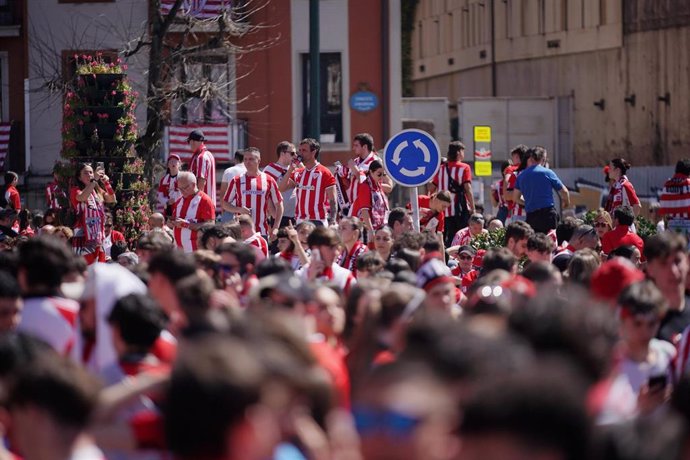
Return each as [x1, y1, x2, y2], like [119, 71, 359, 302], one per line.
[337, 240, 368, 277]
[263, 162, 297, 219]
[244, 232, 269, 261]
[157, 173, 181, 212]
[432, 161, 472, 217]
[224, 172, 282, 236]
[293, 162, 336, 221]
[339, 152, 380, 210]
[506, 170, 526, 221]
[172, 191, 215, 252]
[659, 174, 690, 219]
[18, 297, 79, 355]
[45, 181, 64, 209]
[189, 145, 216, 205]
[606, 176, 639, 214]
[70, 186, 106, 244]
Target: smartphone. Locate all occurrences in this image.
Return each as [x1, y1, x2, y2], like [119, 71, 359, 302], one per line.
[648, 374, 667, 391]
[96, 161, 105, 172]
[312, 248, 321, 262]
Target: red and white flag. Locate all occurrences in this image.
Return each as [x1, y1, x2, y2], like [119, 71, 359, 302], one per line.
[166, 124, 232, 164]
[160, 0, 232, 19]
[0, 123, 10, 170]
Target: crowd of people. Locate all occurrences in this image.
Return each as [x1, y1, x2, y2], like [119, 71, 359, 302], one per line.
[1, 131, 690, 459]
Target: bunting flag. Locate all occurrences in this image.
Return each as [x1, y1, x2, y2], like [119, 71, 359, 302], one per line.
[160, 0, 232, 19]
[0, 123, 10, 171]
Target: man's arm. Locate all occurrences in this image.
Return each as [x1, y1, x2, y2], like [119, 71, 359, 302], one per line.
[559, 186, 571, 209]
[326, 186, 338, 223]
[219, 181, 229, 205]
[463, 182, 475, 214]
[271, 201, 284, 238]
[197, 177, 206, 192]
[279, 165, 296, 192]
[632, 203, 642, 216]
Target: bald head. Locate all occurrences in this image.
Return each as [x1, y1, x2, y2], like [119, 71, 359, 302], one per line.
[149, 213, 165, 229]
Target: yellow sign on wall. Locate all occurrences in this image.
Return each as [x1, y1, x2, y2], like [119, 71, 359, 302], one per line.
[474, 126, 492, 143]
[475, 161, 492, 177]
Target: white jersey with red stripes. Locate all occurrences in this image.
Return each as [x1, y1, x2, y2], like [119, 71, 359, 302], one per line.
[224, 172, 282, 236]
[189, 145, 216, 205]
[172, 191, 216, 253]
[606, 176, 639, 213]
[157, 173, 181, 212]
[70, 186, 106, 243]
[18, 296, 79, 355]
[263, 162, 297, 219]
[659, 174, 690, 219]
[244, 232, 269, 261]
[432, 161, 472, 217]
[293, 162, 336, 221]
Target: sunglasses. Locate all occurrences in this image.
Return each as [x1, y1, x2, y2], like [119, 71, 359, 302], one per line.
[594, 222, 609, 228]
[458, 254, 473, 261]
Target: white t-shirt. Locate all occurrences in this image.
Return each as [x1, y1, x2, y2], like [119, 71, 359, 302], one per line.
[222, 163, 247, 184]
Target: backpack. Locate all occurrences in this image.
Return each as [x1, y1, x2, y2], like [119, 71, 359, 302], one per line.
[445, 163, 468, 216]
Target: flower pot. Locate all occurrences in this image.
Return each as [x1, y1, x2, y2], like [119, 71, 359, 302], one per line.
[83, 122, 118, 140]
[96, 74, 124, 90]
[78, 74, 97, 88]
[83, 90, 126, 106]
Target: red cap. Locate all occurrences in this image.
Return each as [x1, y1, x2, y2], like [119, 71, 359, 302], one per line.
[501, 275, 536, 299]
[590, 258, 645, 305]
[473, 249, 487, 268]
[168, 154, 181, 162]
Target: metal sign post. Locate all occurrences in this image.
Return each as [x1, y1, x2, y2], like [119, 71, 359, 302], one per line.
[383, 129, 442, 232]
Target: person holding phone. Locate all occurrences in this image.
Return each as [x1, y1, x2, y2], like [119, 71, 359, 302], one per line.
[70, 162, 116, 264]
[612, 280, 675, 420]
[297, 226, 356, 294]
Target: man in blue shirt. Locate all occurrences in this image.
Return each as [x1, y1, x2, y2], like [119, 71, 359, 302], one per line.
[513, 146, 571, 234]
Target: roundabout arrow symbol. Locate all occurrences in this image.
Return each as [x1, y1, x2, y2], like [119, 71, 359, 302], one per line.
[413, 139, 431, 162]
[392, 141, 408, 166]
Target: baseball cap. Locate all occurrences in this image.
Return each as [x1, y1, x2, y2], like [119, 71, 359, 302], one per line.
[168, 154, 181, 162]
[458, 245, 476, 256]
[187, 129, 205, 142]
[254, 273, 313, 304]
[417, 258, 455, 292]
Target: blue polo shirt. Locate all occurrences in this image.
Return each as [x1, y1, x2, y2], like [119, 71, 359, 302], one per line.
[514, 165, 565, 213]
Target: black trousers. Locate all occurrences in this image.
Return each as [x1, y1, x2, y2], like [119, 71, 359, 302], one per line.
[526, 206, 559, 234]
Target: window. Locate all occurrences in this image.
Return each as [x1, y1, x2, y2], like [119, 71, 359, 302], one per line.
[301, 53, 343, 144]
[171, 54, 236, 124]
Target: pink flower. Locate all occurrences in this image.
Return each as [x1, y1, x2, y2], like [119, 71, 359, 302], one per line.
[78, 120, 84, 126]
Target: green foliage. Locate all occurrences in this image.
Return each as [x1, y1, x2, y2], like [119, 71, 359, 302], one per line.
[635, 215, 658, 240]
[470, 228, 506, 250]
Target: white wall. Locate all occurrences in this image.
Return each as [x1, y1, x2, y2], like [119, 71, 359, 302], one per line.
[27, 0, 149, 175]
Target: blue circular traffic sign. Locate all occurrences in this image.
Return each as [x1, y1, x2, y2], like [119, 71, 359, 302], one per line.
[382, 129, 441, 187]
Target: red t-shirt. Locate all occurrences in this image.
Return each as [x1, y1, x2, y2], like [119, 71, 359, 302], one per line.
[417, 195, 445, 233]
[601, 225, 644, 258]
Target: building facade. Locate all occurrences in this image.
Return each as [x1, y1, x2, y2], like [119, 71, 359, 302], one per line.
[411, 0, 690, 167]
[12, 0, 400, 211]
